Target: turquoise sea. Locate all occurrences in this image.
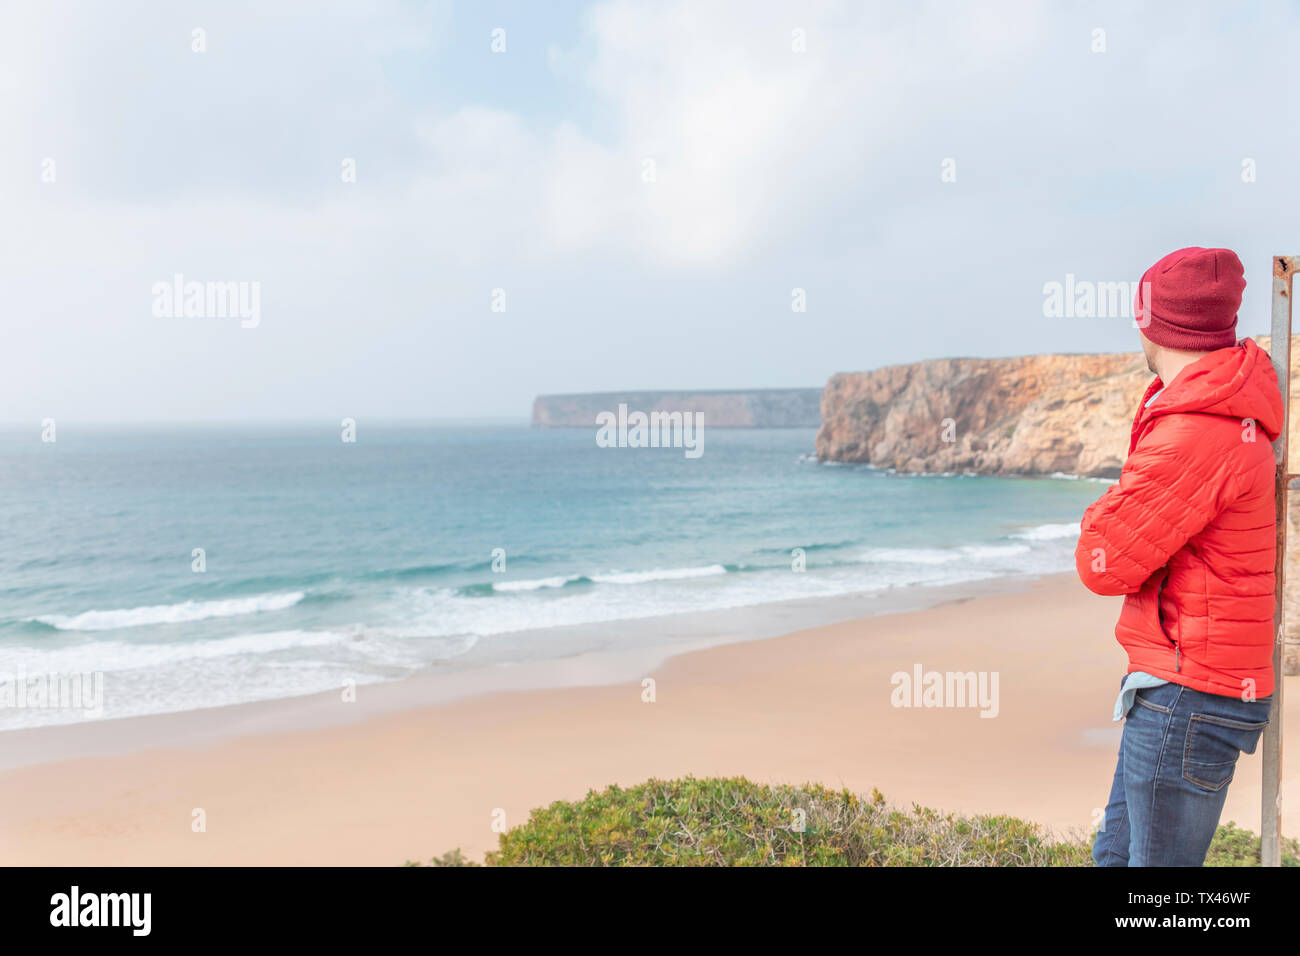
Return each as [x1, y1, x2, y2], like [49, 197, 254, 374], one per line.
[0, 424, 1103, 728]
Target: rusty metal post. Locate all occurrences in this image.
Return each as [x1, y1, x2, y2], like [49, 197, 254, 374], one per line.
[1263, 256, 1294, 867]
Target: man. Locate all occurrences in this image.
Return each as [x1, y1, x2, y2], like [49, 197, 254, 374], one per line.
[1077, 246, 1281, 867]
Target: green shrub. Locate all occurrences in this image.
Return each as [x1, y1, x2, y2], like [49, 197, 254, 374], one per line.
[1204, 821, 1300, 867]
[404, 848, 479, 867]
[433, 776, 1087, 867]
[410, 776, 1298, 867]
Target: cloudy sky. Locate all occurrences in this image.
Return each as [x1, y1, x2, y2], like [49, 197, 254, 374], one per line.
[3, 0, 1298, 422]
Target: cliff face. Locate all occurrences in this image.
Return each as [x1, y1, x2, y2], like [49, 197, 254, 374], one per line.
[816, 353, 1145, 477]
[817, 336, 1299, 476]
[532, 388, 823, 428]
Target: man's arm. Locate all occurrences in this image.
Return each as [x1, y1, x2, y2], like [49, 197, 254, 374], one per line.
[1075, 416, 1238, 596]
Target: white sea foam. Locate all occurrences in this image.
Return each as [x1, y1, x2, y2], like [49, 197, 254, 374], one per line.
[590, 565, 728, 584]
[1011, 522, 1080, 541]
[0, 627, 337, 674]
[0, 627, 481, 731]
[858, 543, 1031, 565]
[399, 552, 1050, 642]
[960, 543, 1032, 559]
[494, 575, 576, 592]
[0, 625, 479, 680]
[491, 565, 729, 591]
[33, 591, 305, 631]
[859, 547, 960, 565]
[1049, 472, 1115, 484]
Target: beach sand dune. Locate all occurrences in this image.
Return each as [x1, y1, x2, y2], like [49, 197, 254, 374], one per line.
[1, 573, 1293, 865]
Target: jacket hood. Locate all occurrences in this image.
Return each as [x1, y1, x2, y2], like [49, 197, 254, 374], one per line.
[1138, 337, 1283, 442]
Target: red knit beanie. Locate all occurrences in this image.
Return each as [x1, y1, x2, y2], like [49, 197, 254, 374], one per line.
[1134, 247, 1245, 351]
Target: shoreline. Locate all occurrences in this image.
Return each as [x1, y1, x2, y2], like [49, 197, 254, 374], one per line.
[2, 573, 1294, 865]
[0, 571, 1049, 769]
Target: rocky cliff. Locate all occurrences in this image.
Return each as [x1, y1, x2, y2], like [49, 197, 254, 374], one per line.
[816, 352, 1146, 477]
[816, 335, 1300, 673]
[817, 336, 1299, 474]
[532, 388, 823, 428]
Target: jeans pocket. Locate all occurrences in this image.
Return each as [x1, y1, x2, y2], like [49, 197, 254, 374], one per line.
[1134, 690, 1172, 714]
[1182, 713, 1269, 792]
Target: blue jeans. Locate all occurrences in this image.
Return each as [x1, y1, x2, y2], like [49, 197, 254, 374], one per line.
[1092, 677, 1271, 866]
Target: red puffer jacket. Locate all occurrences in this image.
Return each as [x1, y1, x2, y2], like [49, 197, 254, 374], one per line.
[1075, 338, 1283, 698]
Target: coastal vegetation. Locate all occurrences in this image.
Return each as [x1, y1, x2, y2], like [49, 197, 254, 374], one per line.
[409, 776, 1299, 867]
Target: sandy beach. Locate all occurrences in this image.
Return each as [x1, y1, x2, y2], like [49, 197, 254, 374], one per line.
[0, 572, 1294, 866]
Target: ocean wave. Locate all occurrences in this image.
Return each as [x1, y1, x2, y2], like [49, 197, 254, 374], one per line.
[858, 543, 1032, 565]
[359, 554, 552, 583]
[359, 561, 468, 582]
[755, 540, 856, 555]
[32, 591, 305, 632]
[0, 626, 479, 681]
[461, 564, 733, 596]
[297, 588, 352, 606]
[399, 558, 1040, 642]
[960, 543, 1032, 559]
[494, 574, 592, 592]
[1010, 522, 1080, 541]
[858, 546, 960, 565]
[590, 564, 729, 585]
[1048, 472, 1115, 483]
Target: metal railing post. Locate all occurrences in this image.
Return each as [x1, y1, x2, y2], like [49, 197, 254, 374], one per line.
[1263, 255, 1294, 867]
